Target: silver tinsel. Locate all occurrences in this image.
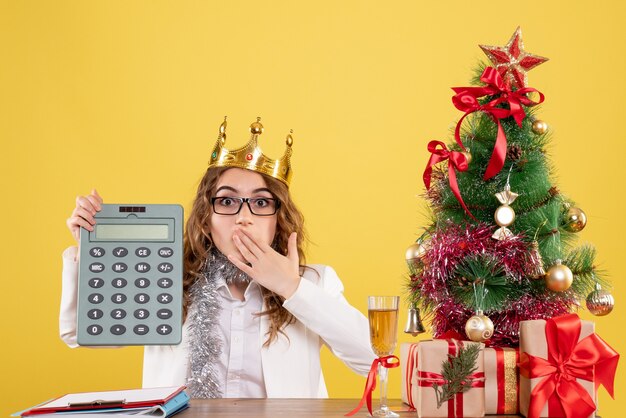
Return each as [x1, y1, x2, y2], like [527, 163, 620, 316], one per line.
[186, 248, 252, 398]
[213, 248, 252, 286]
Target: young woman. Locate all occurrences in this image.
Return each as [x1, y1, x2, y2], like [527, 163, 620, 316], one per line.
[60, 118, 376, 398]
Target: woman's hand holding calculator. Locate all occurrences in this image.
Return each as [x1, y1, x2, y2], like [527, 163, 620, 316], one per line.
[66, 189, 103, 244]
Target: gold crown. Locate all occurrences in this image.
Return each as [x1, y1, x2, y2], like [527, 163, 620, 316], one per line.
[208, 117, 293, 186]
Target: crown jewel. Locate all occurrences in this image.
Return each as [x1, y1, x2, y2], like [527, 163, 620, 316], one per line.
[208, 117, 293, 186]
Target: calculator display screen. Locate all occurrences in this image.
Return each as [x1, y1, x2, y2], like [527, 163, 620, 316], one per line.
[94, 224, 169, 240]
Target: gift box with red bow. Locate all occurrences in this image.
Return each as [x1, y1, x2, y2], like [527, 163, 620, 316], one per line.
[400, 339, 485, 417]
[519, 313, 619, 418]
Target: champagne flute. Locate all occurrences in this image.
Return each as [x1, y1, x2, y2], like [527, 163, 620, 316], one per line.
[368, 296, 399, 418]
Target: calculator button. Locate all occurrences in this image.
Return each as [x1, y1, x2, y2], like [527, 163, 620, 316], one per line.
[158, 247, 173, 258]
[112, 263, 128, 273]
[88, 278, 104, 288]
[135, 293, 150, 304]
[135, 278, 151, 288]
[134, 309, 150, 319]
[111, 293, 127, 304]
[157, 309, 173, 320]
[135, 262, 151, 273]
[110, 325, 126, 335]
[111, 309, 127, 319]
[87, 325, 103, 335]
[157, 278, 173, 288]
[89, 247, 105, 257]
[136, 247, 151, 257]
[89, 263, 105, 273]
[158, 293, 173, 304]
[88, 293, 104, 304]
[158, 263, 173, 273]
[87, 309, 103, 319]
[134, 325, 150, 335]
[112, 247, 128, 257]
[157, 324, 173, 335]
[112, 278, 128, 288]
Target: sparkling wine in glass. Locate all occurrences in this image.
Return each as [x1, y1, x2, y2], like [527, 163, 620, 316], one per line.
[368, 296, 399, 418]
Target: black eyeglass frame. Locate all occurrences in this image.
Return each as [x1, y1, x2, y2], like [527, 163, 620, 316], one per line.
[210, 196, 281, 216]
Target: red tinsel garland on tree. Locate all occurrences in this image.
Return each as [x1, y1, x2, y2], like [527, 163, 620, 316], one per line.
[410, 223, 572, 346]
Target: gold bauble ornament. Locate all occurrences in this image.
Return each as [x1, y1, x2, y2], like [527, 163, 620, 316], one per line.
[563, 207, 587, 233]
[405, 241, 429, 261]
[545, 260, 573, 292]
[586, 283, 615, 316]
[532, 120, 548, 135]
[464, 310, 494, 343]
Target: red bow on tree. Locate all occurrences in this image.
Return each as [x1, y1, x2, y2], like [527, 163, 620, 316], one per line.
[423, 140, 475, 220]
[519, 314, 619, 418]
[452, 66, 544, 180]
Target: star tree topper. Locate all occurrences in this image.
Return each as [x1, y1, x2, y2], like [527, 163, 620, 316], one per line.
[479, 27, 548, 89]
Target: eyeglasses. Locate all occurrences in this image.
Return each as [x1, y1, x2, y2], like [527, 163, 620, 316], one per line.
[210, 196, 281, 216]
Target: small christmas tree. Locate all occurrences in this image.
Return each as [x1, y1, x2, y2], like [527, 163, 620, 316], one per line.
[406, 27, 614, 346]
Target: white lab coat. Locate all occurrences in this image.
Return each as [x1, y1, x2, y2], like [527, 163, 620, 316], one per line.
[59, 247, 376, 397]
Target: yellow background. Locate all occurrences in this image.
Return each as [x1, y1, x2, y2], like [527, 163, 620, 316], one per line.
[1, 1, 624, 416]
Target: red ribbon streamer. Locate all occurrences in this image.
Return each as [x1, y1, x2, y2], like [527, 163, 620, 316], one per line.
[345, 355, 399, 416]
[423, 140, 475, 220]
[415, 339, 485, 417]
[495, 347, 505, 414]
[519, 313, 620, 418]
[451, 66, 544, 180]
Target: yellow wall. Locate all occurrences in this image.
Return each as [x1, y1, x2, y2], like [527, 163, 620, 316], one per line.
[1, 1, 624, 416]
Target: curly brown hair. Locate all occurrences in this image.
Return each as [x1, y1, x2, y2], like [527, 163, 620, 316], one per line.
[182, 166, 308, 346]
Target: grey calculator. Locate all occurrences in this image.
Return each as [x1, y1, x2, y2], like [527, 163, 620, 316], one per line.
[77, 204, 184, 346]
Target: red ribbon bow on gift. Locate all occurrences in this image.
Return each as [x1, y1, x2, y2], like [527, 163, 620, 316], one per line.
[519, 313, 620, 418]
[345, 355, 399, 416]
[423, 140, 475, 220]
[452, 66, 544, 180]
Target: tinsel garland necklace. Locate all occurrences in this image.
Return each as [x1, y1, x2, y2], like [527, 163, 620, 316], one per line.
[186, 248, 252, 398]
